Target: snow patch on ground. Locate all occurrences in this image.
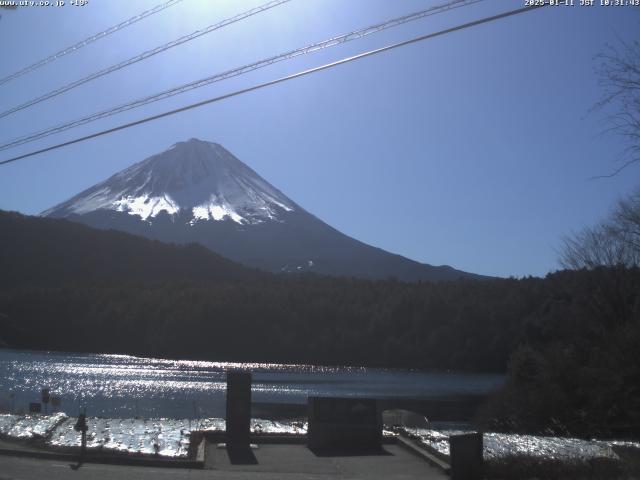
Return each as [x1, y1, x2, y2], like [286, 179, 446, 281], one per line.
[0, 414, 306, 458]
[3, 414, 639, 463]
[405, 427, 640, 462]
[0, 413, 67, 439]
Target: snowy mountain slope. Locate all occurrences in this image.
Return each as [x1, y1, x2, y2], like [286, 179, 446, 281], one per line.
[43, 139, 483, 281]
[43, 139, 294, 225]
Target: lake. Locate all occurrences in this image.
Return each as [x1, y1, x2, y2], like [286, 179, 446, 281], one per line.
[0, 349, 504, 419]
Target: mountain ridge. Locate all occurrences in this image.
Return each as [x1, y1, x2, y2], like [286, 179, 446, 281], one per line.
[43, 138, 486, 282]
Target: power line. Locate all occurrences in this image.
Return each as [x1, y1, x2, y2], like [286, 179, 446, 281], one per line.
[0, 0, 184, 86]
[0, 0, 292, 119]
[0, 3, 549, 167]
[0, 0, 481, 152]
[0, 0, 477, 149]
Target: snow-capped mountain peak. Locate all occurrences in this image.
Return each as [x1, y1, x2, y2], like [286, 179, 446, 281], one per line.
[43, 139, 294, 225]
[42, 139, 483, 281]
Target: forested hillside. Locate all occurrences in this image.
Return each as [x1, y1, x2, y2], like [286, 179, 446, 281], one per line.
[0, 210, 258, 287]
[0, 209, 542, 371]
[2, 210, 639, 437]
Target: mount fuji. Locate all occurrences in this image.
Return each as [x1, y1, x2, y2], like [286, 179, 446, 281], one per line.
[43, 138, 481, 281]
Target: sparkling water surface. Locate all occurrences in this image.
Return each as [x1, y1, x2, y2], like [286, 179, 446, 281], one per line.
[0, 349, 503, 418]
[1, 350, 638, 463]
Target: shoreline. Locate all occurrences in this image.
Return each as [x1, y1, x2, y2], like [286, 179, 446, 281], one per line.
[1, 412, 639, 461]
[1, 412, 640, 478]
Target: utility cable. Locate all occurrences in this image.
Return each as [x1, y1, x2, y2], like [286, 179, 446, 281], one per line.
[0, 0, 292, 119]
[0, 0, 184, 86]
[0, 0, 481, 152]
[0, 3, 550, 166]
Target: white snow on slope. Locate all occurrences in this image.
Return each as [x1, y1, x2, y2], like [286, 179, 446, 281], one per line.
[114, 194, 180, 221]
[192, 202, 244, 224]
[42, 139, 295, 225]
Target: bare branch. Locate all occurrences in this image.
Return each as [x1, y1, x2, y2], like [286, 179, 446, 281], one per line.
[561, 188, 640, 269]
[592, 37, 640, 177]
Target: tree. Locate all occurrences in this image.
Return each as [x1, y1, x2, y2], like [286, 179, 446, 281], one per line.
[561, 188, 640, 269]
[614, 187, 640, 252]
[593, 37, 640, 177]
[563, 32, 640, 268]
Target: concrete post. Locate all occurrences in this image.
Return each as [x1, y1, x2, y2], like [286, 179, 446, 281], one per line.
[226, 370, 251, 449]
[449, 432, 483, 480]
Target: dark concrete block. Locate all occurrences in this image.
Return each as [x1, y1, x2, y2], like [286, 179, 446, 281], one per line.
[226, 370, 251, 449]
[450, 432, 483, 480]
[307, 397, 382, 452]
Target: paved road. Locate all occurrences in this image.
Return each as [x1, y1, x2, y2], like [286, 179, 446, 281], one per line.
[0, 444, 448, 479]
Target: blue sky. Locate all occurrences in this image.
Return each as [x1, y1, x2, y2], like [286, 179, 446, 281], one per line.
[0, 0, 638, 277]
